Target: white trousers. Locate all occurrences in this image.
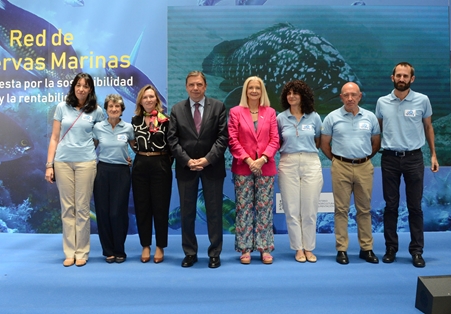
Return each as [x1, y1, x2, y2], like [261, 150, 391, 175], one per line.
[55, 160, 96, 260]
[278, 152, 323, 251]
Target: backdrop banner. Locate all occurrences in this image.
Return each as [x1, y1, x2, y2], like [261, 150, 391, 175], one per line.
[0, 0, 450, 234]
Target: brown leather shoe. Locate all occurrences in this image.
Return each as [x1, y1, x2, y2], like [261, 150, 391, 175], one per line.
[153, 247, 164, 263]
[141, 246, 151, 263]
[63, 258, 75, 267]
[75, 259, 87, 267]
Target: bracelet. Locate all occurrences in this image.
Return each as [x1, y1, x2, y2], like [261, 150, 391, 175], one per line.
[261, 155, 268, 163]
[46, 162, 54, 168]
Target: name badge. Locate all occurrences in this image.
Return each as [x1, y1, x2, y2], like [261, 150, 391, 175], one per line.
[117, 134, 127, 142]
[82, 114, 93, 122]
[301, 124, 313, 131]
[359, 122, 370, 130]
[405, 110, 416, 117]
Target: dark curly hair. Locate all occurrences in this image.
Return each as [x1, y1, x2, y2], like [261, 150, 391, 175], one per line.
[65, 72, 98, 114]
[280, 80, 315, 114]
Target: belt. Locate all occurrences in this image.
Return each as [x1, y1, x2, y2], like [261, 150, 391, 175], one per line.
[382, 149, 421, 157]
[137, 151, 168, 156]
[332, 154, 369, 164]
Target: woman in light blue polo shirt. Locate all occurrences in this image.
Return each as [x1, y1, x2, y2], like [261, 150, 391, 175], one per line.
[277, 80, 323, 263]
[45, 73, 104, 267]
[93, 94, 135, 264]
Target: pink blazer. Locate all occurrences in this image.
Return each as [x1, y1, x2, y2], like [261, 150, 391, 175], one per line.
[228, 105, 279, 176]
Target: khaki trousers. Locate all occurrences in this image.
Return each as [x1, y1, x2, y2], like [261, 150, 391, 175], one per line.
[331, 158, 374, 251]
[54, 160, 96, 260]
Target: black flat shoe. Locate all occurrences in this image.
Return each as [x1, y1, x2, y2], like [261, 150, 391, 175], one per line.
[105, 256, 115, 264]
[359, 250, 379, 264]
[208, 256, 221, 268]
[382, 247, 396, 263]
[115, 256, 126, 263]
[181, 255, 198, 268]
[336, 251, 349, 265]
[412, 253, 425, 268]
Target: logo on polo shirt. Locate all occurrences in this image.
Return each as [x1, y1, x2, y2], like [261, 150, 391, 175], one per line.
[359, 122, 370, 130]
[117, 134, 127, 142]
[301, 124, 313, 131]
[405, 110, 416, 117]
[82, 114, 93, 122]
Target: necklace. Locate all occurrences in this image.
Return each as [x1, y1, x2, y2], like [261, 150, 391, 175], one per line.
[250, 110, 259, 114]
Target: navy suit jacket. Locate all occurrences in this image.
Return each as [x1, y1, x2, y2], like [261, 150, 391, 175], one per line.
[167, 97, 228, 181]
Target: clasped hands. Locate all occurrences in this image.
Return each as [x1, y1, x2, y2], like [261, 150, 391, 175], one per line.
[246, 157, 265, 176]
[188, 157, 209, 171]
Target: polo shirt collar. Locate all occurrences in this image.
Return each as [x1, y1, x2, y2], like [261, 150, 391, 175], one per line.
[390, 89, 414, 102]
[286, 109, 305, 119]
[340, 105, 362, 116]
[105, 119, 124, 128]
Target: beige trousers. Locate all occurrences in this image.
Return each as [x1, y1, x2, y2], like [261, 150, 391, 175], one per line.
[278, 152, 323, 251]
[331, 158, 374, 251]
[54, 160, 96, 260]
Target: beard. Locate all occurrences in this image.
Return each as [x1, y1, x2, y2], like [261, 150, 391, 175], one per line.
[394, 80, 411, 91]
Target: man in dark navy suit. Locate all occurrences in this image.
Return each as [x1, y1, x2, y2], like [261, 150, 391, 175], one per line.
[167, 71, 228, 268]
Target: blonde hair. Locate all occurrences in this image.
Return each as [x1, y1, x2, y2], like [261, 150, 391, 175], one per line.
[134, 85, 163, 116]
[239, 76, 271, 107]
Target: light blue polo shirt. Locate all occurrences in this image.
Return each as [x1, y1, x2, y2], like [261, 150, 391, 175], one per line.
[277, 109, 322, 154]
[54, 102, 105, 162]
[93, 119, 134, 165]
[322, 106, 380, 159]
[375, 89, 432, 151]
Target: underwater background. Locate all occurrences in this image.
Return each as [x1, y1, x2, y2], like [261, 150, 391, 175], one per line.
[0, 0, 450, 235]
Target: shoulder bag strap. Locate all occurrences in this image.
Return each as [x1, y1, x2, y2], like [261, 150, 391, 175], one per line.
[59, 109, 84, 143]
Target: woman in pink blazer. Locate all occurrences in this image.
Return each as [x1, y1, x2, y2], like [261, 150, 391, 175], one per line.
[228, 76, 280, 264]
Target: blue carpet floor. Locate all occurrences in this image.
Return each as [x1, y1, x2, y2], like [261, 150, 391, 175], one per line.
[0, 232, 450, 314]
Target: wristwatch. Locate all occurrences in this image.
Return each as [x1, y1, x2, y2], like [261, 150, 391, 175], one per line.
[46, 162, 54, 168]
